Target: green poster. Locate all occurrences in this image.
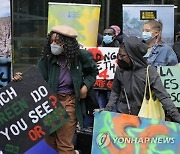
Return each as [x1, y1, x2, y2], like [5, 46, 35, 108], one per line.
[157, 66, 180, 107]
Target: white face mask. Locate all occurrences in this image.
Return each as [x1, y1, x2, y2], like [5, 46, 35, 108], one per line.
[50, 44, 64, 55]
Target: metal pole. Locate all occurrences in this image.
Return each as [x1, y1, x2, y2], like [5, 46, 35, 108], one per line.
[151, 0, 154, 4]
[106, 0, 110, 28]
[161, 0, 164, 4]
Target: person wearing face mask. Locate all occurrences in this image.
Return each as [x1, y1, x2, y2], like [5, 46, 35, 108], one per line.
[142, 20, 178, 67]
[100, 27, 120, 47]
[94, 27, 120, 109]
[104, 36, 180, 124]
[13, 25, 98, 154]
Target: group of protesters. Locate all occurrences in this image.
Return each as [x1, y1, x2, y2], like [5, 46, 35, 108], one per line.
[12, 20, 180, 154]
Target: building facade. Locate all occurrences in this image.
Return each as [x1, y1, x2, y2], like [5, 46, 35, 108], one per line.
[12, 0, 180, 72]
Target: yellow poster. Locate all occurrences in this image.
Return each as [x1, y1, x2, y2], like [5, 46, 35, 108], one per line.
[48, 2, 101, 47]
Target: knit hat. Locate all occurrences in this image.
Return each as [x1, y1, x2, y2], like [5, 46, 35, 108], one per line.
[51, 25, 78, 38]
[110, 25, 121, 36]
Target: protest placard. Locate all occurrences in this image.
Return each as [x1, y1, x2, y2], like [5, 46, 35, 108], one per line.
[92, 111, 180, 153]
[157, 66, 180, 107]
[0, 66, 70, 154]
[87, 47, 119, 89]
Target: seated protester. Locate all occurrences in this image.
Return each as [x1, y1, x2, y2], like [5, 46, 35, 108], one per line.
[142, 20, 178, 66]
[100, 27, 120, 47]
[172, 24, 180, 63]
[105, 36, 180, 124]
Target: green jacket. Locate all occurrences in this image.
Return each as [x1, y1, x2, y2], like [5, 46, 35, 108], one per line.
[37, 49, 98, 127]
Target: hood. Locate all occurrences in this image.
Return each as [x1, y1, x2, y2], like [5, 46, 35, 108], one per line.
[123, 36, 148, 70]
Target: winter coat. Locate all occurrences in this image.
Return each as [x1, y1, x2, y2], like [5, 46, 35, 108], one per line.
[37, 49, 98, 127]
[105, 36, 180, 123]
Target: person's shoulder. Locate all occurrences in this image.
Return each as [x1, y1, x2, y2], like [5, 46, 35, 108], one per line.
[79, 48, 93, 62]
[161, 43, 173, 50]
[79, 48, 92, 56]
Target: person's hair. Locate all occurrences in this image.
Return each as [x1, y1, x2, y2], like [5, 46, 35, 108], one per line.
[144, 20, 163, 43]
[103, 27, 116, 36]
[119, 43, 125, 52]
[42, 31, 79, 67]
[144, 19, 163, 32]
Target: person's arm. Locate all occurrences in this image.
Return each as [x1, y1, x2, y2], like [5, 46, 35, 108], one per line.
[105, 67, 121, 111]
[150, 66, 180, 123]
[79, 49, 98, 98]
[36, 58, 48, 81]
[167, 46, 178, 66]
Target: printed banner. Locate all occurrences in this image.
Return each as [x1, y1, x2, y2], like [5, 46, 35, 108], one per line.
[0, 0, 12, 88]
[92, 111, 180, 154]
[157, 66, 180, 107]
[48, 2, 100, 47]
[123, 5, 174, 46]
[0, 66, 70, 154]
[87, 47, 119, 89]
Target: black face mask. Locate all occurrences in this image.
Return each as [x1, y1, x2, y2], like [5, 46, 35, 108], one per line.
[117, 59, 132, 70]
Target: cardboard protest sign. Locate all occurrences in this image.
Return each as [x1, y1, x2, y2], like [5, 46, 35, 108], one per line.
[157, 66, 180, 107]
[0, 66, 70, 154]
[92, 111, 180, 154]
[87, 47, 119, 89]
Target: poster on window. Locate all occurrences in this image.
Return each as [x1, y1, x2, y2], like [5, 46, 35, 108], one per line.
[48, 2, 100, 47]
[92, 111, 180, 154]
[86, 47, 119, 89]
[0, 0, 12, 88]
[123, 5, 174, 46]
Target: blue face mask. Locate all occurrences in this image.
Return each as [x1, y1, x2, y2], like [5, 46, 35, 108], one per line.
[142, 31, 153, 42]
[103, 35, 113, 44]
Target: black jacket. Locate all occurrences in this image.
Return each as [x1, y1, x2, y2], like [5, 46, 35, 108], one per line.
[105, 36, 180, 123]
[172, 41, 180, 63]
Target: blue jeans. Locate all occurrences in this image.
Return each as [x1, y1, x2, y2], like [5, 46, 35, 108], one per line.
[95, 90, 111, 108]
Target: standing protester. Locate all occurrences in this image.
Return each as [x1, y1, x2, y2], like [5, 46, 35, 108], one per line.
[100, 27, 120, 47]
[105, 36, 180, 124]
[95, 27, 120, 108]
[110, 25, 123, 44]
[13, 25, 98, 154]
[142, 20, 178, 66]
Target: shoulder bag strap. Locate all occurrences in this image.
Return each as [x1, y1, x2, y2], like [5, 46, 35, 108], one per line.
[123, 87, 131, 115]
